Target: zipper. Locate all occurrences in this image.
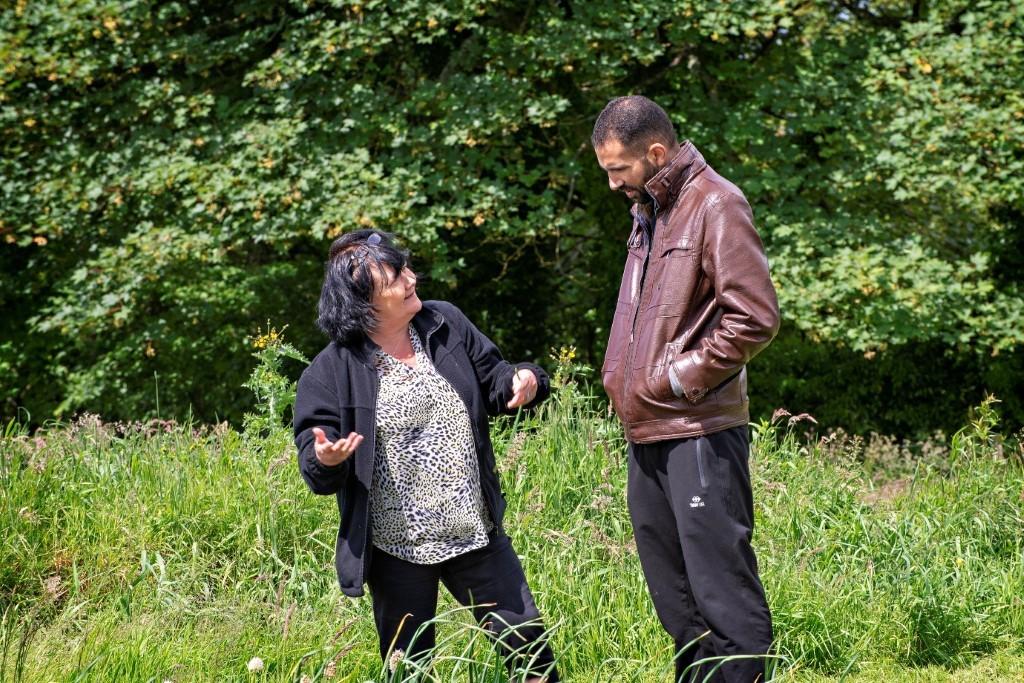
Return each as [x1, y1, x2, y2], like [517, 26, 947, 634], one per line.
[622, 202, 661, 408]
[423, 312, 441, 355]
[359, 370, 379, 588]
[630, 199, 659, 339]
[695, 437, 707, 489]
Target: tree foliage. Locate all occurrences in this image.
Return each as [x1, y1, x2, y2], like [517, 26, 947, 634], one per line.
[2, 0, 1022, 432]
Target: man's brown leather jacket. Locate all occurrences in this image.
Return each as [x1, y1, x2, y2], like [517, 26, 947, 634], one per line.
[602, 141, 780, 443]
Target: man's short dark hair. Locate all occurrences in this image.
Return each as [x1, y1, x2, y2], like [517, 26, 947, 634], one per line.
[317, 229, 410, 345]
[591, 95, 678, 152]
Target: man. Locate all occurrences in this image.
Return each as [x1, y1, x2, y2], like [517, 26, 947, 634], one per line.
[592, 95, 779, 682]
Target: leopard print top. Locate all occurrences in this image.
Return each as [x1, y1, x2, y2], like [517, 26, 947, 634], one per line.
[369, 325, 493, 564]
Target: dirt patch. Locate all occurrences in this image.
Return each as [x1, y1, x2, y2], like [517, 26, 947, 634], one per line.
[861, 478, 911, 505]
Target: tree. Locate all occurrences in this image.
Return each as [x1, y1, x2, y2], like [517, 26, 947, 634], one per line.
[2, 0, 1021, 433]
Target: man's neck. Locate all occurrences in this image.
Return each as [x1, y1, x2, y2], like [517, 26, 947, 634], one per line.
[641, 142, 686, 215]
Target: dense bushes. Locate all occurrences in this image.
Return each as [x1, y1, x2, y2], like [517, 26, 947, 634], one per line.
[2, 0, 1022, 433]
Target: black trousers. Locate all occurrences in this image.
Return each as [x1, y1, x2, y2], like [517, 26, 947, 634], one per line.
[366, 532, 558, 681]
[628, 426, 773, 683]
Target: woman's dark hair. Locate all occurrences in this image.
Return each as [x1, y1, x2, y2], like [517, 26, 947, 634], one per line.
[317, 230, 410, 345]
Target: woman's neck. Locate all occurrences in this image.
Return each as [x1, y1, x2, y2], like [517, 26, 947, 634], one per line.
[369, 321, 411, 352]
[370, 320, 416, 368]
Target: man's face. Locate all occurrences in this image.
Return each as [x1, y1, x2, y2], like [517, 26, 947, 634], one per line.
[594, 137, 661, 205]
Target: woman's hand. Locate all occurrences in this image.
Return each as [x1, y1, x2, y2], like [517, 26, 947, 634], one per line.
[312, 427, 363, 466]
[507, 368, 538, 409]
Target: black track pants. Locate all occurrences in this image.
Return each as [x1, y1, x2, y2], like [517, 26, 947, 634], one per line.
[628, 426, 773, 683]
[367, 532, 559, 681]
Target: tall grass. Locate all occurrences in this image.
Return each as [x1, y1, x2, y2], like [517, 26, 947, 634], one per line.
[2, 365, 1023, 681]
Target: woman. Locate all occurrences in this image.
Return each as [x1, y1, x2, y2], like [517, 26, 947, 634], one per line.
[293, 230, 558, 681]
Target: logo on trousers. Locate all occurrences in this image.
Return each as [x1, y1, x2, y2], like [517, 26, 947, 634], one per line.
[690, 495, 705, 508]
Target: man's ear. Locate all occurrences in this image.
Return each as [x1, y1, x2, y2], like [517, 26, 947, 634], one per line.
[646, 142, 668, 167]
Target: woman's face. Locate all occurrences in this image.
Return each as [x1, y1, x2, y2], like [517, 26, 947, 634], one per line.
[370, 264, 421, 329]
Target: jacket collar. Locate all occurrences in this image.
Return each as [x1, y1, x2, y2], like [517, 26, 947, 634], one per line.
[411, 302, 445, 345]
[345, 302, 445, 368]
[642, 140, 706, 214]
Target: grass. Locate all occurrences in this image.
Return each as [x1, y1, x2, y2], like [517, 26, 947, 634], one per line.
[1, 379, 1023, 682]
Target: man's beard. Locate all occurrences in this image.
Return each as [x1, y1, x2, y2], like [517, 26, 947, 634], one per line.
[619, 158, 659, 205]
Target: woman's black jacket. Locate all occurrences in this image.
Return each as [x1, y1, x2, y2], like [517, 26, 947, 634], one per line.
[293, 300, 550, 597]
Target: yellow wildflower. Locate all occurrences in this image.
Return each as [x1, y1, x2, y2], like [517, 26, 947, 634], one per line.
[253, 323, 286, 350]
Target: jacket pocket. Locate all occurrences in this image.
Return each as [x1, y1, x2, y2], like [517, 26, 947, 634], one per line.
[695, 437, 708, 489]
[636, 341, 684, 406]
[650, 238, 700, 311]
[644, 342, 683, 406]
[660, 236, 696, 259]
[652, 341, 683, 377]
[706, 367, 746, 409]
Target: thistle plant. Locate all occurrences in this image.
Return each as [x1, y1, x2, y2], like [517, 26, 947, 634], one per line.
[242, 322, 309, 445]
